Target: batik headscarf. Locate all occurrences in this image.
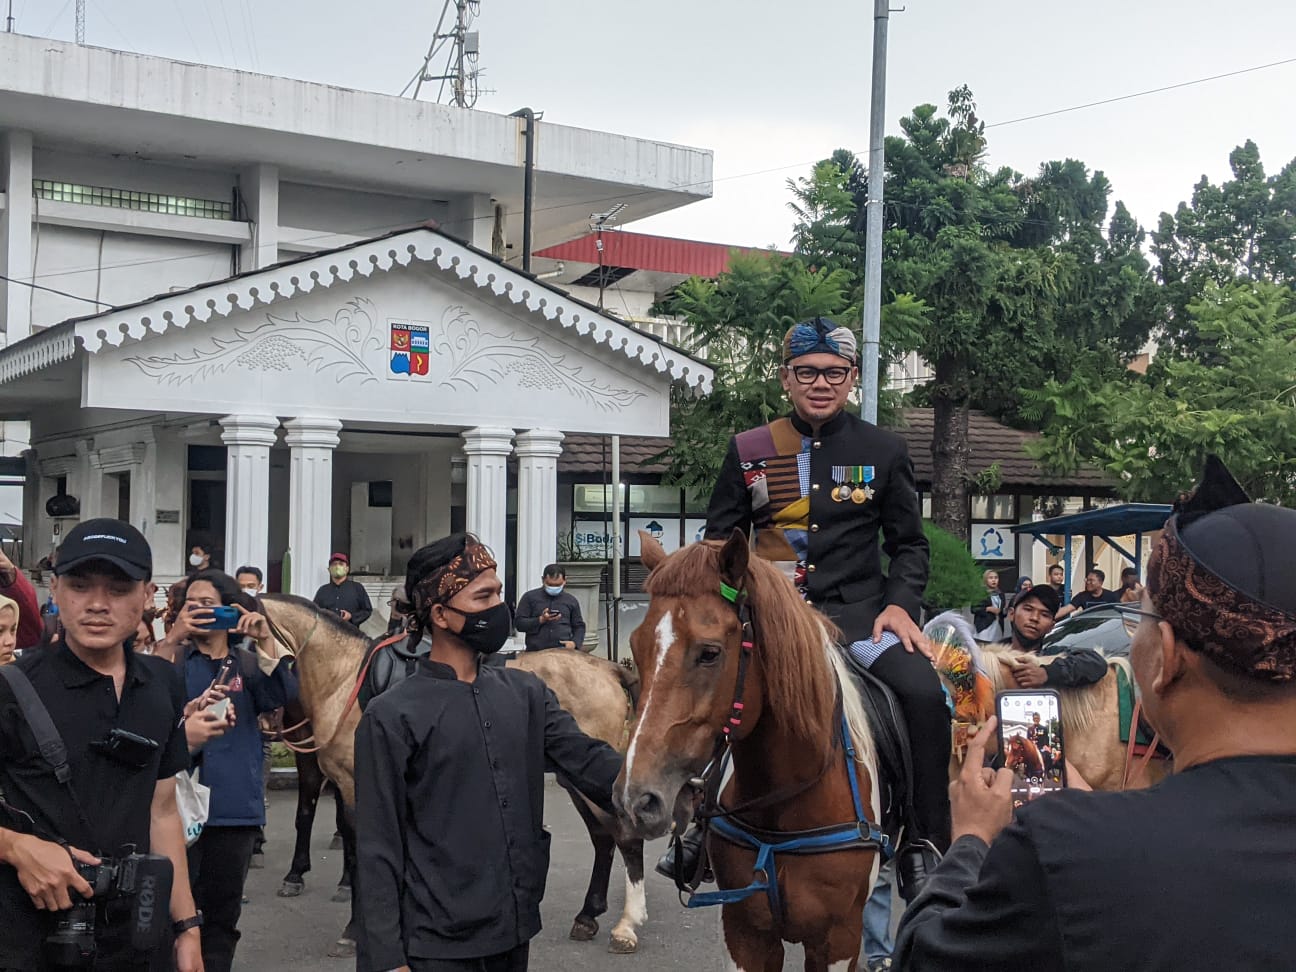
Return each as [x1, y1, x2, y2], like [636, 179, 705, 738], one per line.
[405, 534, 498, 634]
[782, 317, 858, 364]
[1147, 456, 1296, 682]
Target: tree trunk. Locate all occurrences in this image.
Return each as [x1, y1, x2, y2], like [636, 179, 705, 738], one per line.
[930, 355, 971, 541]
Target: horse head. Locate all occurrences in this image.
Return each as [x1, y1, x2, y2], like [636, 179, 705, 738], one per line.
[614, 529, 758, 839]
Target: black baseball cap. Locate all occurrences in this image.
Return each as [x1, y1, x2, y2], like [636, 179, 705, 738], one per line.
[54, 518, 153, 580]
[1013, 584, 1060, 616]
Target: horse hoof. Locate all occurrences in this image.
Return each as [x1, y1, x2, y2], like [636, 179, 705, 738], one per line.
[608, 935, 638, 954]
[278, 881, 304, 898]
[331, 885, 351, 904]
[569, 916, 598, 942]
[327, 938, 357, 959]
[329, 834, 344, 850]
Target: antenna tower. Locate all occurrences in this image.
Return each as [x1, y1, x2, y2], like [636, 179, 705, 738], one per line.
[590, 204, 626, 311]
[402, 0, 483, 107]
[74, 0, 86, 42]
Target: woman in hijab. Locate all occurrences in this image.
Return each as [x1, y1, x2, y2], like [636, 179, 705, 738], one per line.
[0, 592, 20, 664]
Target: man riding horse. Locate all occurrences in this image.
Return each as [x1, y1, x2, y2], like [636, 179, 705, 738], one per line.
[658, 316, 950, 900]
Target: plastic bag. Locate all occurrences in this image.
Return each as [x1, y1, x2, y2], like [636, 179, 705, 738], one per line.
[175, 769, 210, 847]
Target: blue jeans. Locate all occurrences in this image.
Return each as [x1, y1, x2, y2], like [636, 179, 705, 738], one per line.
[862, 860, 894, 962]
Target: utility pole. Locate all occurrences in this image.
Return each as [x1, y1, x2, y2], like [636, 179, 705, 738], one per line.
[75, 0, 86, 43]
[6, 0, 15, 34]
[860, 0, 890, 424]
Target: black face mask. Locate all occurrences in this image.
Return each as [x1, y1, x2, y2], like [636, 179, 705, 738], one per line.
[445, 602, 512, 655]
[1011, 620, 1045, 652]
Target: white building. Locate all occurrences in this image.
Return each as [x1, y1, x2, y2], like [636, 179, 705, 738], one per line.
[0, 33, 714, 615]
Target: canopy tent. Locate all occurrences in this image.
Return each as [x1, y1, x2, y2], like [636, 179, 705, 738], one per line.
[1012, 504, 1172, 600]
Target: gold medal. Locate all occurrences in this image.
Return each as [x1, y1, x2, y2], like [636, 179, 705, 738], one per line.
[851, 487, 867, 504]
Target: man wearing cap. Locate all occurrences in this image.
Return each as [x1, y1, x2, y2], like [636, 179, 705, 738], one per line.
[0, 519, 204, 972]
[895, 458, 1296, 969]
[659, 317, 947, 900]
[354, 533, 622, 972]
[312, 553, 372, 629]
[995, 584, 1108, 690]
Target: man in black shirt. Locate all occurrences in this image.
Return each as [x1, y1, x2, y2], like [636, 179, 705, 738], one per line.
[312, 553, 372, 628]
[354, 534, 622, 972]
[998, 585, 1107, 690]
[0, 519, 202, 972]
[513, 565, 585, 651]
[1056, 568, 1117, 619]
[896, 458, 1296, 970]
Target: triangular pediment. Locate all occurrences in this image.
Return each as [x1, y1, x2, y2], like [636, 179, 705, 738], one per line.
[50, 227, 711, 435]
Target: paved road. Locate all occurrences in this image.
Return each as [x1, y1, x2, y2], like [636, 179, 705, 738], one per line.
[239, 782, 900, 970]
[239, 782, 728, 971]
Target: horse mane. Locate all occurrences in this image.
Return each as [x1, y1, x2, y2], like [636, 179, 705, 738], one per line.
[644, 542, 840, 750]
[978, 643, 1126, 736]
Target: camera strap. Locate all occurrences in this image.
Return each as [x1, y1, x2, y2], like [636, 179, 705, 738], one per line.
[0, 666, 98, 847]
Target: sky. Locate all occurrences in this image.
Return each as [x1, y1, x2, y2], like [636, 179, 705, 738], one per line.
[17, 0, 1296, 249]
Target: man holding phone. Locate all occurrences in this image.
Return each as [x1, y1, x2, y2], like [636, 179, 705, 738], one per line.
[173, 571, 297, 972]
[895, 458, 1296, 969]
[513, 566, 585, 651]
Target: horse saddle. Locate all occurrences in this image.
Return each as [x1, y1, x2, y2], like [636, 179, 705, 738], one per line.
[837, 646, 913, 846]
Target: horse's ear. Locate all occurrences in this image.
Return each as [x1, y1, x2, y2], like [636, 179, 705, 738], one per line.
[718, 528, 750, 589]
[639, 530, 667, 570]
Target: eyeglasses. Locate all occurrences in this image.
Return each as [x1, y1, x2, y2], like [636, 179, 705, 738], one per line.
[1113, 604, 1161, 637]
[788, 365, 852, 386]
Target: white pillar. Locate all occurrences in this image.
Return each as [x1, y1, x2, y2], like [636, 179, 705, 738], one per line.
[1, 131, 33, 342]
[284, 417, 341, 597]
[461, 427, 513, 567]
[240, 164, 280, 271]
[514, 430, 564, 594]
[220, 414, 279, 576]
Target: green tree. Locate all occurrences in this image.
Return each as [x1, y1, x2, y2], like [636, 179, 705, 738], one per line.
[882, 87, 1161, 538]
[921, 520, 988, 612]
[1151, 140, 1296, 347]
[1026, 281, 1296, 504]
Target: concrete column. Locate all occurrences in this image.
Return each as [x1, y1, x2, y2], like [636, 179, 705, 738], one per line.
[514, 430, 563, 595]
[418, 449, 453, 547]
[0, 131, 33, 342]
[283, 417, 341, 597]
[240, 164, 280, 271]
[443, 193, 496, 252]
[461, 427, 513, 567]
[220, 414, 279, 577]
[144, 429, 188, 580]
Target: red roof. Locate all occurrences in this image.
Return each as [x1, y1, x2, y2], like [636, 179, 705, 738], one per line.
[534, 231, 784, 278]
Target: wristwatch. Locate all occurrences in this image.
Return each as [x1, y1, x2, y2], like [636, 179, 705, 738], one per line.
[173, 912, 204, 935]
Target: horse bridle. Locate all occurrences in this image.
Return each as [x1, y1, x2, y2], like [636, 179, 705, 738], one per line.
[671, 578, 844, 897]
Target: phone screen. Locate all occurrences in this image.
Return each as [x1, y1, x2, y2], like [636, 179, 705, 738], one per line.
[996, 690, 1066, 806]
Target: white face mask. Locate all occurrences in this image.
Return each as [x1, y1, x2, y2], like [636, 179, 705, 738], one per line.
[544, 585, 564, 597]
[189, 553, 205, 567]
[242, 586, 259, 596]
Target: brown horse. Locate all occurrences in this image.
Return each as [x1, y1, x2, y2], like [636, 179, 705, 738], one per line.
[258, 594, 651, 956]
[615, 531, 882, 972]
[1004, 734, 1045, 779]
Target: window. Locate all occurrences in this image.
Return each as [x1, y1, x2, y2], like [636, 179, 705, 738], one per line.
[33, 180, 233, 220]
[971, 494, 1016, 521]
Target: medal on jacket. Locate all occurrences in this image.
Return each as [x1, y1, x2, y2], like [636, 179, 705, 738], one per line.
[834, 484, 852, 502]
[832, 466, 876, 504]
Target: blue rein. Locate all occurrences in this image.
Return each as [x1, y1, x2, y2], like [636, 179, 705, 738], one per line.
[684, 708, 891, 914]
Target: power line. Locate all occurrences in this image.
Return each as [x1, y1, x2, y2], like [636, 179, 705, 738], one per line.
[0, 271, 112, 307]
[986, 55, 1296, 129]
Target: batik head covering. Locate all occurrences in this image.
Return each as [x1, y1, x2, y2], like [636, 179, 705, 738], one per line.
[1147, 456, 1296, 682]
[782, 317, 858, 364]
[408, 535, 498, 610]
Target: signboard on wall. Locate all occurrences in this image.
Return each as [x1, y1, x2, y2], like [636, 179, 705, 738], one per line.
[628, 518, 679, 556]
[971, 522, 1015, 561]
[571, 521, 613, 559]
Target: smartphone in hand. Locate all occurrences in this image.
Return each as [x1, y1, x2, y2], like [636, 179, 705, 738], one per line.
[996, 689, 1067, 808]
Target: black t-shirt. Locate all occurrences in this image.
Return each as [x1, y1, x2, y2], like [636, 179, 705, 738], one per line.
[0, 643, 189, 967]
[1070, 588, 1118, 610]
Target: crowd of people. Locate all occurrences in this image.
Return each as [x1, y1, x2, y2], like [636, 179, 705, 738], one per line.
[0, 317, 1292, 972]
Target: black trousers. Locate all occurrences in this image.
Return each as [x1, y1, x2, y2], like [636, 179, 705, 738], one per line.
[869, 642, 953, 851]
[409, 943, 530, 972]
[186, 825, 259, 972]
